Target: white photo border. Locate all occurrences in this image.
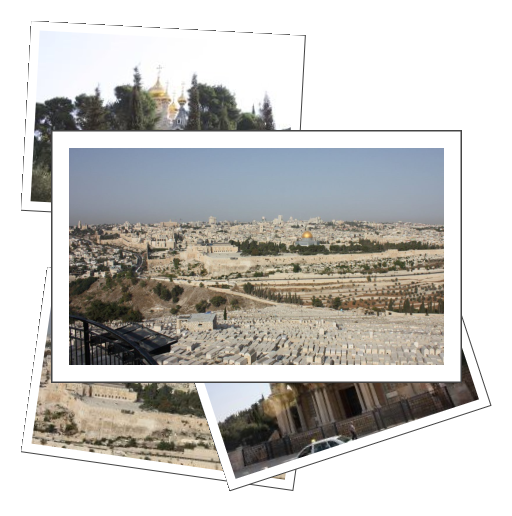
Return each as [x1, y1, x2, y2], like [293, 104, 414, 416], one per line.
[21, 268, 295, 491]
[196, 323, 489, 490]
[53, 130, 460, 383]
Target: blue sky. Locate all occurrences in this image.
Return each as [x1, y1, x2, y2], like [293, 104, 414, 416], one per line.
[205, 383, 272, 423]
[69, 148, 444, 225]
[36, 29, 303, 129]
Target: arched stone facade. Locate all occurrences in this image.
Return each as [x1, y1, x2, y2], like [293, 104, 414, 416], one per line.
[267, 382, 432, 436]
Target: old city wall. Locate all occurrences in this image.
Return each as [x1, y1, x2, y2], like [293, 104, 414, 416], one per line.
[38, 385, 205, 440]
[101, 236, 146, 250]
[199, 249, 444, 276]
[148, 257, 174, 269]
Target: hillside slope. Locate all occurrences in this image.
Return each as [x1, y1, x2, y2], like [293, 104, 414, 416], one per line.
[70, 277, 267, 319]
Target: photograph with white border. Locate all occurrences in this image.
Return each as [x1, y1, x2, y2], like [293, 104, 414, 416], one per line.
[196, 330, 489, 490]
[53, 130, 460, 383]
[22, 22, 305, 211]
[22, 269, 295, 491]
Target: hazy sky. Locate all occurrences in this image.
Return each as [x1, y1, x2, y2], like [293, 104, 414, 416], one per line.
[69, 148, 444, 225]
[36, 29, 304, 129]
[205, 383, 272, 423]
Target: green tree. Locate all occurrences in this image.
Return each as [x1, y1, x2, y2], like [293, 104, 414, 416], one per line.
[32, 97, 77, 201]
[107, 84, 158, 130]
[223, 306, 227, 320]
[75, 87, 109, 130]
[237, 112, 260, 130]
[34, 97, 77, 146]
[260, 93, 275, 130]
[311, 296, 324, 307]
[185, 74, 201, 130]
[128, 67, 145, 130]
[292, 263, 301, 273]
[194, 83, 240, 130]
[195, 300, 210, 313]
[219, 104, 232, 130]
[210, 296, 227, 307]
[332, 297, 342, 310]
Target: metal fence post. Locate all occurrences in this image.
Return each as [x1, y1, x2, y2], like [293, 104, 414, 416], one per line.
[83, 320, 91, 365]
[443, 385, 455, 408]
[265, 441, 274, 460]
[398, 399, 407, 422]
[284, 435, 292, 455]
[372, 408, 386, 430]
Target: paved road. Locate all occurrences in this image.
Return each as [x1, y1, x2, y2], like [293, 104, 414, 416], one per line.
[234, 453, 297, 478]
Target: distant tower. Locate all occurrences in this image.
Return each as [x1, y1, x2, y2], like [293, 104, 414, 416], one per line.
[77, 220, 81, 229]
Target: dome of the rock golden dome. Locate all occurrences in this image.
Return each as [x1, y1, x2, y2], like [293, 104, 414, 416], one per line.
[302, 231, 313, 239]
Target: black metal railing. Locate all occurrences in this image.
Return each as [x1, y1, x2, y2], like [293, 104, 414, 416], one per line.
[238, 388, 459, 468]
[69, 315, 158, 365]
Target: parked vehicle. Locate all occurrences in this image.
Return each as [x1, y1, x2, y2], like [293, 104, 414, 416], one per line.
[296, 435, 350, 458]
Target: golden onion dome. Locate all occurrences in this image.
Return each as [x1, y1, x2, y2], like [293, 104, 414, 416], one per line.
[168, 101, 178, 118]
[302, 231, 313, 239]
[178, 88, 187, 105]
[148, 77, 169, 100]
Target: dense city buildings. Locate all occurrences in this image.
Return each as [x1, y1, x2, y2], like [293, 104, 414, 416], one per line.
[69, 216, 444, 366]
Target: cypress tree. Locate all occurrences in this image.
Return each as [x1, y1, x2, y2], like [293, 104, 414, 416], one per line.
[219, 104, 231, 130]
[185, 74, 201, 130]
[260, 93, 275, 130]
[223, 306, 227, 320]
[128, 67, 145, 130]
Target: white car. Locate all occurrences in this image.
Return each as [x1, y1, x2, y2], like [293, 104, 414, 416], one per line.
[296, 435, 350, 458]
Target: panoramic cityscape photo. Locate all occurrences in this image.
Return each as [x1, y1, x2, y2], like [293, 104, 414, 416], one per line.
[68, 147, 444, 367]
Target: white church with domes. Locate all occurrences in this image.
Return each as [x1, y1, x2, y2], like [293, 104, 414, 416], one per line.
[147, 66, 188, 130]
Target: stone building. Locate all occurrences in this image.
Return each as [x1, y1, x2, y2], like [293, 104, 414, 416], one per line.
[177, 313, 218, 332]
[204, 243, 239, 254]
[266, 379, 474, 436]
[60, 382, 138, 402]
